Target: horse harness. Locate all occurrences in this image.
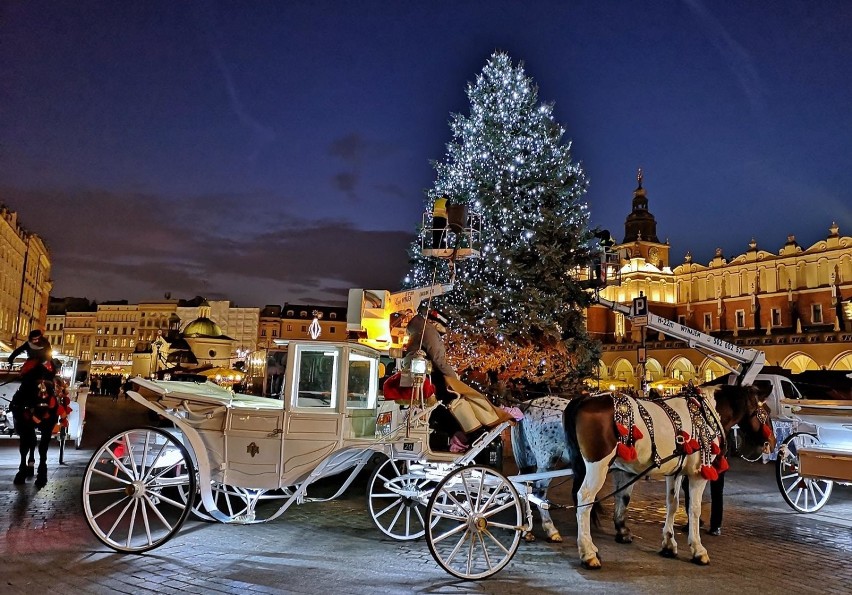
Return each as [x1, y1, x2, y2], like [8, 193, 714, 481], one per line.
[612, 389, 725, 478]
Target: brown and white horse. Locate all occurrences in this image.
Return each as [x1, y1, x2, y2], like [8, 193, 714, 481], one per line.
[564, 384, 773, 569]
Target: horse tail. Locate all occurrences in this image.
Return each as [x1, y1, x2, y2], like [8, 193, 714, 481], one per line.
[564, 395, 601, 527]
[510, 415, 533, 472]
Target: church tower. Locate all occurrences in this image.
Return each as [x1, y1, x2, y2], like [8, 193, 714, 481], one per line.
[619, 169, 669, 269]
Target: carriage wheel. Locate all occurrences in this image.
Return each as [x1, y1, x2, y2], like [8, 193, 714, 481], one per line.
[425, 465, 522, 580]
[179, 480, 292, 523]
[82, 427, 196, 552]
[367, 458, 437, 540]
[776, 432, 834, 513]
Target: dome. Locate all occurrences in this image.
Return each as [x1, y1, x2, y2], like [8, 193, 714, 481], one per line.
[183, 317, 224, 338]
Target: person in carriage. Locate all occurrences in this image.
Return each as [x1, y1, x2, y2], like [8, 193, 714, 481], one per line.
[393, 306, 511, 453]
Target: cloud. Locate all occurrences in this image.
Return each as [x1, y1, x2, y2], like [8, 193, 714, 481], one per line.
[1, 186, 415, 306]
[333, 171, 359, 199]
[684, 0, 765, 111]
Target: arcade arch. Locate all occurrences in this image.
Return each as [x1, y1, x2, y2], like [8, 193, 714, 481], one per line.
[783, 352, 819, 373]
[665, 356, 697, 382]
[828, 352, 852, 371]
[699, 357, 731, 383]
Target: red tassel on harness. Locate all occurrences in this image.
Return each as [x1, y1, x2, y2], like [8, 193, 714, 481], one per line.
[761, 423, 772, 440]
[710, 441, 721, 455]
[616, 442, 637, 461]
[714, 455, 730, 473]
[616, 422, 629, 437]
[701, 465, 719, 481]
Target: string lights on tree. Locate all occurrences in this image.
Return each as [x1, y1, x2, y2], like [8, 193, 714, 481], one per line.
[405, 52, 601, 391]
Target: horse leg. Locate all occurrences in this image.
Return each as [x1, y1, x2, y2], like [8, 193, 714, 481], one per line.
[685, 474, 710, 564]
[14, 420, 35, 484]
[577, 458, 612, 569]
[660, 475, 683, 557]
[536, 476, 563, 542]
[35, 421, 53, 488]
[612, 469, 636, 544]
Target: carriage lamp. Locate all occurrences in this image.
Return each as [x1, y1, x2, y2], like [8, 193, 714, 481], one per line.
[410, 350, 428, 377]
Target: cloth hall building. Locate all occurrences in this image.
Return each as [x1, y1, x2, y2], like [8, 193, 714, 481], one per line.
[587, 173, 852, 391]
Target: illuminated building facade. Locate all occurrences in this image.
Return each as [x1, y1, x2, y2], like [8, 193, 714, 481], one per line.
[0, 205, 52, 350]
[588, 173, 852, 390]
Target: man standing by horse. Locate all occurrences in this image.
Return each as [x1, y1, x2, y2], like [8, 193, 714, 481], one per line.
[8, 331, 64, 487]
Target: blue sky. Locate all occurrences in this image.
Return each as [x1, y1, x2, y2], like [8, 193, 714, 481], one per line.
[2, 1, 850, 307]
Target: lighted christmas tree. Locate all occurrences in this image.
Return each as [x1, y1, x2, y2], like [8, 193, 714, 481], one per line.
[405, 52, 600, 391]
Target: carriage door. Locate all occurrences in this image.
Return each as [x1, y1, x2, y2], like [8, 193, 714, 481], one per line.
[282, 344, 344, 478]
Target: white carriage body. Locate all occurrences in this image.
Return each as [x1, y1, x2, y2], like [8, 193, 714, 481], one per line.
[781, 398, 852, 483]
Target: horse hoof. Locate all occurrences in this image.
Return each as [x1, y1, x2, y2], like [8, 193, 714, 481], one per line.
[547, 533, 563, 543]
[523, 532, 536, 543]
[26, 466, 35, 478]
[581, 556, 602, 570]
[615, 533, 633, 544]
[691, 555, 710, 565]
[35, 476, 47, 488]
[659, 547, 677, 558]
[13, 472, 26, 485]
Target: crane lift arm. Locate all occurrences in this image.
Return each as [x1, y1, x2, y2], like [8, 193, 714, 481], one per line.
[346, 283, 453, 351]
[593, 293, 766, 387]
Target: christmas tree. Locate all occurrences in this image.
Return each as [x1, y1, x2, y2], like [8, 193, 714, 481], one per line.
[405, 52, 600, 392]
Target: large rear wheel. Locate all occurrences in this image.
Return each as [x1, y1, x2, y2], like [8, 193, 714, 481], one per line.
[776, 432, 833, 513]
[82, 427, 196, 552]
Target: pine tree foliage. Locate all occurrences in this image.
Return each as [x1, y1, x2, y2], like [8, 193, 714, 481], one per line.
[405, 52, 601, 391]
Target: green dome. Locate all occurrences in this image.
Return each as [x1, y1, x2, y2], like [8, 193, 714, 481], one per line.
[183, 317, 224, 338]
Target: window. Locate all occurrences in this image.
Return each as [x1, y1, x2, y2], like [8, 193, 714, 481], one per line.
[330, 327, 336, 334]
[703, 313, 712, 331]
[300, 311, 308, 318]
[329, 313, 337, 320]
[346, 356, 376, 409]
[286, 310, 294, 317]
[261, 329, 267, 337]
[812, 304, 823, 324]
[272, 329, 278, 337]
[301, 325, 307, 332]
[287, 324, 292, 331]
[293, 347, 338, 409]
[677, 315, 686, 325]
[771, 308, 781, 327]
[735, 310, 745, 329]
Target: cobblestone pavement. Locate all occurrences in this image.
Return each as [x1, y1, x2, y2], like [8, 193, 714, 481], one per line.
[1, 396, 851, 595]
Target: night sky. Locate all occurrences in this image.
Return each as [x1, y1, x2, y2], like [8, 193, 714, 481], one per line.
[3, 1, 850, 307]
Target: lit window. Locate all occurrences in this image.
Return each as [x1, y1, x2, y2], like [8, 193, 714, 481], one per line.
[703, 313, 712, 331]
[812, 304, 823, 324]
[735, 310, 745, 329]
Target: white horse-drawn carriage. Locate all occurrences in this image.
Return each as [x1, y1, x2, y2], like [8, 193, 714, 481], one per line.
[81, 209, 528, 578]
[775, 397, 852, 512]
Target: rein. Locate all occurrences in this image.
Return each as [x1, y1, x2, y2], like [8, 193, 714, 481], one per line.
[548, 450, 688, 511]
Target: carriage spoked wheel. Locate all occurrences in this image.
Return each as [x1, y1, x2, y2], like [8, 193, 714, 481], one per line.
[82, 427, 197, 552]
[179, 480, 293, 523]
[425, 465, 523, 580]
[367, 458, 438, 540]
[776, 432, 834, 513]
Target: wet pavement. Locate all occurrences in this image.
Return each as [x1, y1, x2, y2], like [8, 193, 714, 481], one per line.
[1, 395, 851, 594]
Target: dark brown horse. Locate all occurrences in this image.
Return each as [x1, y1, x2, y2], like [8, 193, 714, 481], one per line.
[564, 384, 774, 569]
[11, 360, 66, 488]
